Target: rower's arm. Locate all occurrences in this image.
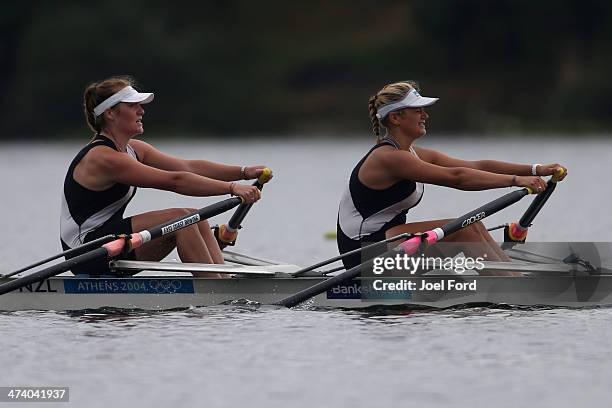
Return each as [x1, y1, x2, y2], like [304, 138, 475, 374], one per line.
[414, 146, 533, 175]
[379, 150, 517, 191]
[86, 146, 233, 196]
[130, 139, 243, 181]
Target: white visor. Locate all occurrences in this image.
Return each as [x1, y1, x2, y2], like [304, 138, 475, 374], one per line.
[376, 88, 438, 120]
[93, 86, 154, 117]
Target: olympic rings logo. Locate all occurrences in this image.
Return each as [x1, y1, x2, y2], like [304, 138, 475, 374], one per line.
[147, 279, 184, 293]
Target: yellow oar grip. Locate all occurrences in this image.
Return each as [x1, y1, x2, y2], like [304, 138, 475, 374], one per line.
[551, 167, 566, 183]
[526, 187, 536, 194]
[258, 167, 272, 184]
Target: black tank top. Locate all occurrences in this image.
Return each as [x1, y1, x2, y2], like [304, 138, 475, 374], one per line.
[60, 135, 138, 249]
[336, 139, 424, 269]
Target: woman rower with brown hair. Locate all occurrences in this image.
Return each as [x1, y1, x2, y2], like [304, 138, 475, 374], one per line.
[61, 76, 271, 277]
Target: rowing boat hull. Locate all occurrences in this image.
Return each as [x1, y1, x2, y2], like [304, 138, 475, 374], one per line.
[2, 274, 612, 311]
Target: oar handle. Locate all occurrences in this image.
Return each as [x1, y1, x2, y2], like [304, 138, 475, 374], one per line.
[216, 168, 272, 247]
[227, 168, 272, 230]
[506, 168, 566, 242]
[257, 167, 273, 185]
[551, 167, 566, 183]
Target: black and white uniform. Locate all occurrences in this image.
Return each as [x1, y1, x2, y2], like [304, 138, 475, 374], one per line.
[60, 135, 138, 276]
[336, 139, 424, 269]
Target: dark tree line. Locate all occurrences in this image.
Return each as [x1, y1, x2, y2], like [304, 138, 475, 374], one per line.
[1, 0, 611, 138]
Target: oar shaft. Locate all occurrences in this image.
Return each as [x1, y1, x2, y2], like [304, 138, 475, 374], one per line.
[227, 205, 254, 232]
[440, 189, 530, 237]
[291, 189, 529, 279]
[292, 233, 414, 277]
[276, 188, 532, 308]
[0, 197, 243, 296]
[147, 197, 242, 242]
[226, 190, 260, 232]
[1, 235, 117, 278]
[0, 247, 108, 295]
[278, 262, 369, 307]
[518, 181, 556, 228]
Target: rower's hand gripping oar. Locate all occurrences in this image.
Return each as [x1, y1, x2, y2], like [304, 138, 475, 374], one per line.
[276, 187, 536, 308]
[214, 168, 272, 248]
[504, 168, 566, 244]
[0, 197, 244, 296]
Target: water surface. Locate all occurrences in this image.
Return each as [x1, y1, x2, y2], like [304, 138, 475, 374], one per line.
[1, 136, 611, 407]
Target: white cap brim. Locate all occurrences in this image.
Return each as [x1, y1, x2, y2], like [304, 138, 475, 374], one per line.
[93, 86, 154, 117]
[407, 95, 438, 108]
[120, 92, 154, 104]
[376, 88, 438, 119]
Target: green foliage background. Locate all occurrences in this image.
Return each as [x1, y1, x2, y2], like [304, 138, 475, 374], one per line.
[1, 0, 611, 138]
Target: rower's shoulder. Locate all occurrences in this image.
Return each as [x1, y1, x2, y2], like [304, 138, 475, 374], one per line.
[128, 138, 150, 150]
[80, 143, 118, 164]
[128, 139, 162, 161]
[412, 145, 444, 164]
[81, 144, 137, 172]
[370, 144, 417, 165]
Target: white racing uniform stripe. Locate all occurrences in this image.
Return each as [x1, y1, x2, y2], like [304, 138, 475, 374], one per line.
[60, 185, 135, 247]
[337, 182, 423, 240]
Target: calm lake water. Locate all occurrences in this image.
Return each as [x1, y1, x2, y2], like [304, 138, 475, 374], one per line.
[1, 135, 611, 407]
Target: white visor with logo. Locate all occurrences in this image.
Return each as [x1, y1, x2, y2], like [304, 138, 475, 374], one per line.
[376, 88, 438, 120]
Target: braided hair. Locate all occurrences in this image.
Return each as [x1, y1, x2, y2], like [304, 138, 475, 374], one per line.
[368, 80, 420, 142]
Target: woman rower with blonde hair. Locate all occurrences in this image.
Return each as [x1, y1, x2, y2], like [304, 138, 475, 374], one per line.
[60, 75, 270, 277]
[336, 80, 567, 270]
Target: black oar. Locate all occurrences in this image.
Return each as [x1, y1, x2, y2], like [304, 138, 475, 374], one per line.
[0, 197, 243, 296]
[215, 168, 272, 248]
[504, 168, 566, 243]
[276, 187, 534, 307]
[1, 235, 117, 279]
[292, 233, 414, 277]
